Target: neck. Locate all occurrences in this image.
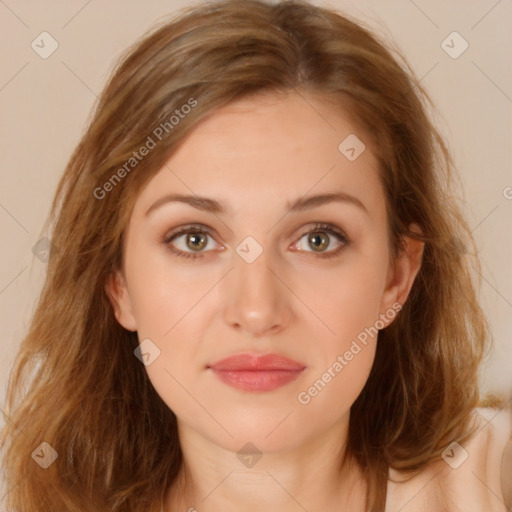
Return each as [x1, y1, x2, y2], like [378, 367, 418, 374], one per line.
[163, 418, 368, 512]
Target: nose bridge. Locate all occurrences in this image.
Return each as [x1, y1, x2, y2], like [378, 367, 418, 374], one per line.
[222, 238, 290, 335]
[235, 241, 276, 295]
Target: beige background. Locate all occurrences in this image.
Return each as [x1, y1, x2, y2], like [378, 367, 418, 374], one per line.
[1, 0, 511, 431]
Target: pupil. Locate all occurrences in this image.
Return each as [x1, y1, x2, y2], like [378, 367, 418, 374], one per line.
[188, 233, 205, 250]
[310, 232, 327, 251]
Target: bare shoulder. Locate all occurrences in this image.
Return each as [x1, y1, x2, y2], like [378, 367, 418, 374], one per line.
[501, 410, 512, 510]
[471, 406, 512, 511]
[500, 417, 512, 509]
[386, 406, 512, 512]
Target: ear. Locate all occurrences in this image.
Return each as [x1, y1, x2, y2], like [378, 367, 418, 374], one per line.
[105, 270, 138, 332]
[379, 223, 424, 327]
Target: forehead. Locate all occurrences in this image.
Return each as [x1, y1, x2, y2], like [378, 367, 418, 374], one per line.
[133, 91, 384, 218]
[176, 90, 372, 164]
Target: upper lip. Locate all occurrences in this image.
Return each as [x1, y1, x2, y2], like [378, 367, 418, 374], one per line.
[208, 353, 306, 371]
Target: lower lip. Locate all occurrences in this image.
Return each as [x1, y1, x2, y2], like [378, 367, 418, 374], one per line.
[210, 369, 305, 392]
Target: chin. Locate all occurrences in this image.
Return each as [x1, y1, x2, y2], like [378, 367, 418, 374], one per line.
[204, 412, 313, 455]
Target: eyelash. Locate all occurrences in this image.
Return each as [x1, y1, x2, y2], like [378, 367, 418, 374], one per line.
[163, 222, 349, 261]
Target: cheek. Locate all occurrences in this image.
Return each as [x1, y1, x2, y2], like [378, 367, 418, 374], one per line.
[295, 275, 382, 412]
[124, 243, 207, 338]
[123, 248, 214, 412]
[294, 340, 377, 438]
[293, 259, 387, 416]
[295, 248, 389, 345]
[291, 244, 388, 408]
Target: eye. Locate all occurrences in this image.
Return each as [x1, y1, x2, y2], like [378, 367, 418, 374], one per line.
[291, 223, 349, 259]
[163, 225, 219, 260]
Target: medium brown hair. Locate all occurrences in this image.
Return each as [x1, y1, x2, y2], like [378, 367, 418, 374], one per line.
[1, 0, 491, 510]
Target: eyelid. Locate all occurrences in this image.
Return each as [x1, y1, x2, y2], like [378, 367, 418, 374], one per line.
[163, 224, 220, 245]
[296, 222, 348, 243]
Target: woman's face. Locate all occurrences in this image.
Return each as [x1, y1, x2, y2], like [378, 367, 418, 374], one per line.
[107, 91, 422, 453]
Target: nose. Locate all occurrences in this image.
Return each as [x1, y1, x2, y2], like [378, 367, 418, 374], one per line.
[222, 245, 291, 337]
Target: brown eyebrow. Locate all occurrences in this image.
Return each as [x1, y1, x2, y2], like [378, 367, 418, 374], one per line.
[144, 191, 368, 217]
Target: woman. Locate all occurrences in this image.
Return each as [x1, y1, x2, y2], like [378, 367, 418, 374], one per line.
[1, 0, 510, 511]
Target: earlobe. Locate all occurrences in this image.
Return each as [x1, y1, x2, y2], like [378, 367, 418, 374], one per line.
[379, 224, 424, 325]
[105, 271, 138, 332]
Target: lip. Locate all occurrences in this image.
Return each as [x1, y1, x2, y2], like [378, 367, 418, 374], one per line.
[208, 353, 306, 392]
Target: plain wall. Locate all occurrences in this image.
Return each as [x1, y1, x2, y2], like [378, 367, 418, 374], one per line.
[1, 0, 511, 430]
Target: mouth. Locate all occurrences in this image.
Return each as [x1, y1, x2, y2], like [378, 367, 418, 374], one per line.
[207, 353, 306, 392]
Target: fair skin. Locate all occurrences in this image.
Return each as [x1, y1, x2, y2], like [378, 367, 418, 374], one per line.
[106, 91, 424, 512]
